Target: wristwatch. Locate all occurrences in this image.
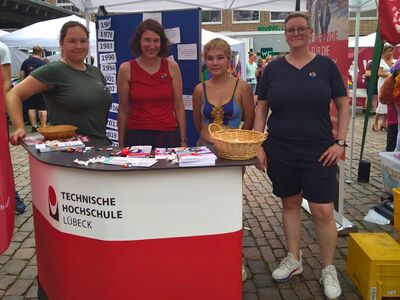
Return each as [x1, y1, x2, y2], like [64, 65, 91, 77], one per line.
[334, 139, 348, 147]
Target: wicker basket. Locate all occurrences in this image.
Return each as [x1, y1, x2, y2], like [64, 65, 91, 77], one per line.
[208, 123, 267, 160]
[37, 125, 77, 140]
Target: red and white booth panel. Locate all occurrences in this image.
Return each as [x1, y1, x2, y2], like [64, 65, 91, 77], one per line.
[29, 156, 244, 300]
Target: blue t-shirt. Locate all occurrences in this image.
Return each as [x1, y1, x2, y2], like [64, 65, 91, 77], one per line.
[20, 56, 45, 76]
[258, 54, 347, 148]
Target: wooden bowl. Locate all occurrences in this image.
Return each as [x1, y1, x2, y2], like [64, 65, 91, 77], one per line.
[37, 125, 77, 140]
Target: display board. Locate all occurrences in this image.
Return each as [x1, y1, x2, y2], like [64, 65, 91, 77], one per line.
[96, 9, 201, 146]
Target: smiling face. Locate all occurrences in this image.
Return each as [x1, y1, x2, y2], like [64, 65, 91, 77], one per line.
[205, 48, 229, 76]
[140, 30, 161, 58]
[60, 26, 89, 63]
[284, 16, 312, 50]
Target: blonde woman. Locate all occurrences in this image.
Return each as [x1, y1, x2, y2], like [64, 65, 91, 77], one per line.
[192, 38, 254, 150]
[373, 44, 395, 131]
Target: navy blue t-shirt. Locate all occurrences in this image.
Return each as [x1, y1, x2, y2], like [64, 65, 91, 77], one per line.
[20, 56, 45, 76]
[20, 56, 45, 104]
[258, 54, 347, 148]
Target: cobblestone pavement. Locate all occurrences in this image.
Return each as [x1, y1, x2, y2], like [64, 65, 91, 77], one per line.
[1, 113, 398, 300]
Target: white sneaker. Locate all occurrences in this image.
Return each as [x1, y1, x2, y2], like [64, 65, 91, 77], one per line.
[320, 265, 342, 299]
[272, 251, 303, 282]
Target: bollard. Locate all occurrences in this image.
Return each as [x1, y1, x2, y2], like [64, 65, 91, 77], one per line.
[357, 160, 371, 183]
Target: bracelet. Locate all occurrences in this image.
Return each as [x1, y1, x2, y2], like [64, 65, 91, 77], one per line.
[181, 137, 188, 142]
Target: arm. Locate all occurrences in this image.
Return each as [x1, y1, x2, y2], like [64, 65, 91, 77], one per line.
[319, 96, 350, 166]
[20, 70, 26, 81]
[239, 80, 255, 130]
[2, 63, 11, 95]
[117, 62, 130, 147]
[169, 60, 187, 147]
[6, 75, 48, 145]
[254, 100, 269, 171]
[378, 66, 390, 78]
[1, 63, 11, 111]
[192, 83, 203, 133]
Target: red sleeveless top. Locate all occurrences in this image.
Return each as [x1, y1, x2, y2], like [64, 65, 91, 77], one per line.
[128, 58, 177, 131]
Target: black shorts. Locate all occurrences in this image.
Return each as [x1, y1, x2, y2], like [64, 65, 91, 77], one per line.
[25, 94, 47, 110]
[264, 140, 337, 203]
[124, 128, 180, 148]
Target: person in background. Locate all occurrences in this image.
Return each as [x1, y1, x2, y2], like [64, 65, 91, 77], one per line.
[373, 44, 395, 131]
[264, 55, 273, 70]
[7, 21, 112, 146]
[363, 60, 378, 116]
[117, 19, 187, 148]
[20, 46, 47, 132]
[386, 104, 398, 151]
[192, 38, 254, 150]
[319, 0, 331, 40]
[255, 58, 266, 99]
[0, 41, 26, 214]
[255, 12, 349, 299]
[246, 51, 259, 100]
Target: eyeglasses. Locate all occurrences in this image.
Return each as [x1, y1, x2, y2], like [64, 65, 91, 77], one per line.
[285, 26, 310, 35]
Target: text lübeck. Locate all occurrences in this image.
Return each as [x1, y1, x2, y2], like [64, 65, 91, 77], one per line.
[62, 204, 123, 219]
[61, 192, 116, 206]
[63, 216, 92, 229]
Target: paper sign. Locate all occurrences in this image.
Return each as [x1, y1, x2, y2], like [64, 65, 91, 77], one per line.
[143, 13, 162, 24]
[109, 102, 119, 113]
[98, 41, 115, 53]
[98, 18, 112, 30]
[165, 27, 181, 44]
[100, 63, 117, 74]
[106, 129, 118, 141]
[104, 74, 116, 84]
[98, 30, 114, 41]
[177, 44, 197, 60]
[183, 95, 192, 110]
[106, 84, 117, 94]
[99, 53, 117, 64]
[107, 118, 118, 130]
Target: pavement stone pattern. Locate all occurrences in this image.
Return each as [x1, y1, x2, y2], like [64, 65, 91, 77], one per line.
[1, 114, 398, 299]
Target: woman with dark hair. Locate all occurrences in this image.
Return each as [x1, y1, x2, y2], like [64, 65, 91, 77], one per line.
[7, 21, 112, 145]
[117, 19, 187, 148]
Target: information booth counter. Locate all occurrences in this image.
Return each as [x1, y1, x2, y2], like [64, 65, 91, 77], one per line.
[24, 145, 254, 300]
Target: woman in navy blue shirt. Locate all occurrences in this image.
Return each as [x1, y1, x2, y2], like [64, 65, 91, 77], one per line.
[254, 12, 349, 300]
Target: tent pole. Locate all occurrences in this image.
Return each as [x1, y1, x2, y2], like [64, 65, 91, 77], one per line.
[84, 1, 92, 64]
[346, 0, 361, 183]
[359, 27, 383, 160]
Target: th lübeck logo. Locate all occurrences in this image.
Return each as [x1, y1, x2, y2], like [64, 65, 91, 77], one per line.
[48, 186, 59, 221]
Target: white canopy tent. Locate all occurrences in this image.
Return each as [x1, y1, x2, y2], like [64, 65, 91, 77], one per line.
[348, 32, 376, 48]
[0, 15, 96, 77]
[69, 0, 307, 13]
[0, 30, 9, 37]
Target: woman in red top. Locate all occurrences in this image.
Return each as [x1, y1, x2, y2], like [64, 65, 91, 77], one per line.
[117, 19, 187, 147]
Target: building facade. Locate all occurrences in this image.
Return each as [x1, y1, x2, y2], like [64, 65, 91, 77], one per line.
[201, 10, 377, 36]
